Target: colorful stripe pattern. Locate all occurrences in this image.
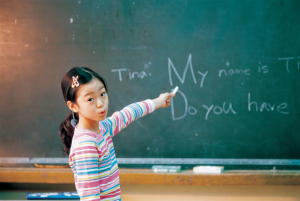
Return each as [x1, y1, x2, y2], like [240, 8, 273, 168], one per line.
[69, 100, 155, 201]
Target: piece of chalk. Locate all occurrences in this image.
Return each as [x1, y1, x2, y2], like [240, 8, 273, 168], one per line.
[152, 165, 181, 173]
[193, 166, 224, 174]
[172, 86, 179, 94]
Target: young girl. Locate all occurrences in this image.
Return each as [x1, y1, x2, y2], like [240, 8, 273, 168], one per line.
[59, 67, 175, 200]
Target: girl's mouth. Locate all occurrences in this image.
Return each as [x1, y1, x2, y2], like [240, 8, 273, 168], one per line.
[99, 110, 106, 116]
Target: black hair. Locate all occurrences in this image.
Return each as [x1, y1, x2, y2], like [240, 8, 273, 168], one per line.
[58, 67, 107, 155]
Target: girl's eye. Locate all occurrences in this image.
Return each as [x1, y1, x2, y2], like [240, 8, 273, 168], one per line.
[101, 92, 106, 96]
[88, 98, 94, 102]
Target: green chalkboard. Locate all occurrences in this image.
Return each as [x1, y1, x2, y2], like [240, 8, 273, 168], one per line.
[0, 0, 299, 165]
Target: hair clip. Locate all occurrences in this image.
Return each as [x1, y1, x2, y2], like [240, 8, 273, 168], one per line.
[71, 76, 79, 88]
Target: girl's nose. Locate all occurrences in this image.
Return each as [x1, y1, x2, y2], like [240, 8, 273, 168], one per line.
[97, 98, 104, 108]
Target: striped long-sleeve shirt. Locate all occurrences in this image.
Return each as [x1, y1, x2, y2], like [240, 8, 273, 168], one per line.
[69, 100, 155, 201]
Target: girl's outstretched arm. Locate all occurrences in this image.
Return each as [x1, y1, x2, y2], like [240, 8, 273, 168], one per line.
[104, 99, 155, 137]
[103, 92, 175, 137]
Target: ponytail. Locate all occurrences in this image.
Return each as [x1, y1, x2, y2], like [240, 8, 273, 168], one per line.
[58, 112, 78, 155]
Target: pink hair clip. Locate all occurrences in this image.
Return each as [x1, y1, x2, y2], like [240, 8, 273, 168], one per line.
[71, 76, 79, 88]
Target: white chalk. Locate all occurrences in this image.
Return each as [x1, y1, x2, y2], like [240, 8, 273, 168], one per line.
[172, 86, 179, 94]
[193, 166, 224, 174]
[152, 165, 181, 173]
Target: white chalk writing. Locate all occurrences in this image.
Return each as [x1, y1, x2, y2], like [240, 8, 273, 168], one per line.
[248, 93, 289, 114]
[166, 54, 292, 121]
[168, 54, 197, 86]
[278, 57, 294, 73]
[111, 68, 151, 81]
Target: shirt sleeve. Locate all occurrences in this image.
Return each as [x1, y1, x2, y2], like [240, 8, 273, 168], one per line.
[104, 99, 155, 137]
[70, 140, 101, 200]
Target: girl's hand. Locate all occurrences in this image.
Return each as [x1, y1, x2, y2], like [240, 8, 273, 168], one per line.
[152, 93, 176, 110]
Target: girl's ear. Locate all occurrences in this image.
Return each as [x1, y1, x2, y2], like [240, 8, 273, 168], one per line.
[67, 101, 79, 113]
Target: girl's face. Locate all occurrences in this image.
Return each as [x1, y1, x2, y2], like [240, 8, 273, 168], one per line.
[71, 78, 109, 124]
